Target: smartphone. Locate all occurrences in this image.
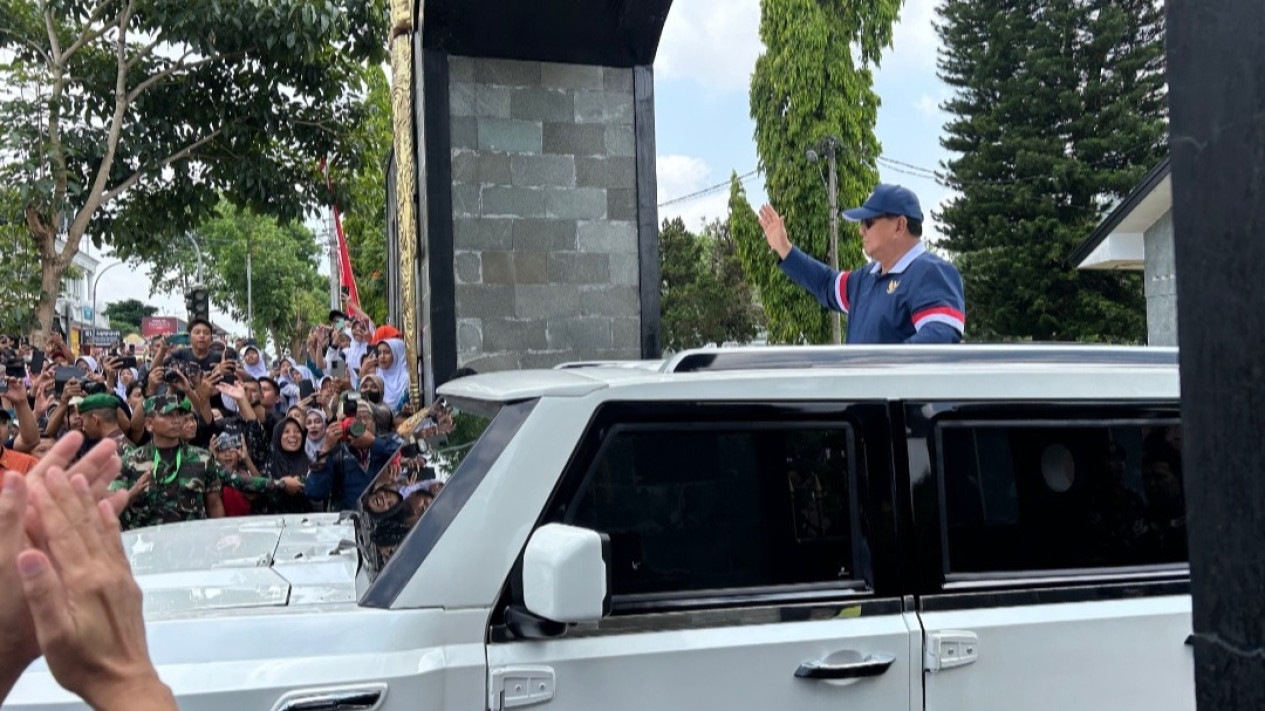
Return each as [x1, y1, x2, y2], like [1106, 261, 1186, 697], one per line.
[329, 357, 347, 379]
[54, 367, 88, 396]
[28, 349, 44, 374]
[167, 333, 191, 346]
[298, 379, 316, 400]
[5, 362, 26, 378]
[119, 355, 138, 369]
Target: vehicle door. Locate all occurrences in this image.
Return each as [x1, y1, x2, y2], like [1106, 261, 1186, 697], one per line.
[486, 401, 917, 711]
[905, 403, 1194, 711]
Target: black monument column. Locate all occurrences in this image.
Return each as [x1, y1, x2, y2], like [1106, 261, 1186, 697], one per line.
[1167, 0, 1265, 708]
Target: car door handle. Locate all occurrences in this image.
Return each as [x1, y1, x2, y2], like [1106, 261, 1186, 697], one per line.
[795, 653, 897, 680]
[273, 685, 387, 711]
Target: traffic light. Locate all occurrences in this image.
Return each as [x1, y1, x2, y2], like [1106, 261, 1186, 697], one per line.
[184, 284, 210, 324]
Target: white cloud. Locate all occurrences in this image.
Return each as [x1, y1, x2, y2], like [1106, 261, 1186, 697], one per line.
[886, 0, 941, 71]
[656, 154, 739, 231]
[655, 0, 762, 92]
[915, 93, 941, 118]
[921, 190, 959, 246]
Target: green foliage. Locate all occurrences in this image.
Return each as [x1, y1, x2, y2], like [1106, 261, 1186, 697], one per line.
[745, 0, 899, 343]
[337, 67, 392, 325]
[659, 216, 763, 352]
[137, 201, 328, 356]
[0, 0, 389, 336]
[0, 190, 44, 335]
[102, 298, 157, 334]
[936, 0, 1166, 342]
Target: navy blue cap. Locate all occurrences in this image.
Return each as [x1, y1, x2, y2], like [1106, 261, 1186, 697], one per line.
[841, 184, 923, 222]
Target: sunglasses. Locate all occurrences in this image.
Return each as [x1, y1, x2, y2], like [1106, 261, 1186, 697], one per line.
[861, 214, 896, 229]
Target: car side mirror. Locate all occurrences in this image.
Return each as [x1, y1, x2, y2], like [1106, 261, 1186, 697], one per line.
[521, 523, 611, 625]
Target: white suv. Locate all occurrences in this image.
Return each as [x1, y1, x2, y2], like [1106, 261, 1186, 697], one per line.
[10, 345, 1193, 711]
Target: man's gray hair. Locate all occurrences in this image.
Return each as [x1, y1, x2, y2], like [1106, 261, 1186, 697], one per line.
[369, 402, 394, 434]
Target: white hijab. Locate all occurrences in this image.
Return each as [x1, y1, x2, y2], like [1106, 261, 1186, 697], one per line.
[378, 338, 410, 412]
[242, 346, 269, 380]
[114, 368, 138, 399]
[304, 408, 327, 461]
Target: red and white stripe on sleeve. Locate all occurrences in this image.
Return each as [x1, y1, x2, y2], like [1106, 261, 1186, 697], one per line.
[833, 271, 851, 313]
[912, 305, 965, 333]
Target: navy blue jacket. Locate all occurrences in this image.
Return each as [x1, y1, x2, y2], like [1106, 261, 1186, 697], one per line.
[779, 242, 966, 344]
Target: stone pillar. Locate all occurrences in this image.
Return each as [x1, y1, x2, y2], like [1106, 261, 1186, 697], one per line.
[412, 51, 660, 400]
[1168, 0, 1265, 707]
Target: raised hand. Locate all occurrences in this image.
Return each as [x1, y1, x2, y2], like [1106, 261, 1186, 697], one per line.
[758, 204, 793, 259]
[17, 468, 176, 711]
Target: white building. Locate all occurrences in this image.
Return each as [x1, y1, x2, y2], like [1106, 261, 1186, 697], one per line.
[53, 236, 112, 334]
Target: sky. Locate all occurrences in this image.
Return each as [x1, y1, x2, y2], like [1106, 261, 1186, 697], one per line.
[653, 0, 953, 239]
[93, 0, 953, 336]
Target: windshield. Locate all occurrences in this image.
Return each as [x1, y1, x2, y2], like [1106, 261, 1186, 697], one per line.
[354, 397, 498, 576]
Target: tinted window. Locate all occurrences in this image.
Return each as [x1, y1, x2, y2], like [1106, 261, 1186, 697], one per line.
[564, 424, 856, 596]
[938, 421, 1185, 574]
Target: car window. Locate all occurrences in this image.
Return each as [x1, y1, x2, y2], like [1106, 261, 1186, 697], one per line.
[937, 420, 1185, 575]
[563, 423, 857, 597]
[356, 398, 498, 575]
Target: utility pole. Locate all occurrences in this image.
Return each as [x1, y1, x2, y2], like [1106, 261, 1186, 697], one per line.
[246, 249, 253, 339]
[327, 207, 340, 311]
[826, 138, 840, 344]
[808, 137, 843, 344]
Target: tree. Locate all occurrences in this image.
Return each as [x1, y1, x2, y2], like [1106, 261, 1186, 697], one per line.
[337, 67, 392, 325]
[744, 0, 900, 343]
[195, 203, 327, 357]
[935, 0, 1166, 342]
[0, 189, 44, 335]
[133, 201, 328, 357]
[659, 216, 763, 352]
[102, 298, 156, 333]
[0, 0, 388, 341]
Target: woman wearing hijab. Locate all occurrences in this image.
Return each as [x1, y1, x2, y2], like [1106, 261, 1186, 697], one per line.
[114, 367, 138, 399]
[373, 339, 410, 413]
[303, 408, 327, 461]
[259, 417, 314, 514]
[241, 344, 270, 380]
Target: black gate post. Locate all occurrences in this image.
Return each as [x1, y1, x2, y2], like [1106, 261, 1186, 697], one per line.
[1167, 0, 1265, 708]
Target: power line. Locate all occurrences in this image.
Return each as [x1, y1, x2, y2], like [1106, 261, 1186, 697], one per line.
[658, 169, 760, 208]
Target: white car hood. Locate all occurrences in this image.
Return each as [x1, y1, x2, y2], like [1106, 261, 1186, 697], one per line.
[123, 513, 359, 617]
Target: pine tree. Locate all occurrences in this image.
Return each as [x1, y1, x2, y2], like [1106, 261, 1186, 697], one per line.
[660, 216, 763, 352]
[936, 0, 1166, 342]
[745, 0, 901, 343]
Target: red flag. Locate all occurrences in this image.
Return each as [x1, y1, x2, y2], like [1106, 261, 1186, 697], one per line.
[320, 158, 361, 310]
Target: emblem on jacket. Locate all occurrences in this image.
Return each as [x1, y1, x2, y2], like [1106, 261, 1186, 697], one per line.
[887, 280, 900, 294]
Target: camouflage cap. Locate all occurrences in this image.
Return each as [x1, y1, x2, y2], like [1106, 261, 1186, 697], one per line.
[75, 393, 119, 414]
[144, 394, 193, 416]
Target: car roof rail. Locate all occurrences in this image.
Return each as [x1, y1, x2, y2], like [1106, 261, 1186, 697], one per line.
[662, 344, 1179, 374]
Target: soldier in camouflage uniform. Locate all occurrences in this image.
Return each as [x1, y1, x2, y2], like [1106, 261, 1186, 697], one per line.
[110, 395, 304, 530]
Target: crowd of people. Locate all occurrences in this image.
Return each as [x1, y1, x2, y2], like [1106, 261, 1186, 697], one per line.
[0, 308, 445, 532]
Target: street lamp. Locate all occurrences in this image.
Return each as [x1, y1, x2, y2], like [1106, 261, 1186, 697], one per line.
[185, 233, 205, 283]
[91, 261, 126, 330]
[807, 136, 841, 344]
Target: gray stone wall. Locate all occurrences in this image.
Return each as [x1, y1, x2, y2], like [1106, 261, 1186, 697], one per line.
[1144, 209, 1178, 347]
[448, 56, 642, 372]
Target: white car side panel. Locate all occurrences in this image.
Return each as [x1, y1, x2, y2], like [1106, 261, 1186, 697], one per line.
[9, 607, 491, 711]
[488, 614, 914, 711]
[921, 595, 1194, 711]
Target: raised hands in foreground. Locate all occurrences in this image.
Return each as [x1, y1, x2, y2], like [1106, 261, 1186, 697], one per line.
[0, 433, 176, 711]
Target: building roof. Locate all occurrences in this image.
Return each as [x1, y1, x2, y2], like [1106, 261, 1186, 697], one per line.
[1069, 157, 1171, 270]
[417, 0, 674, 67]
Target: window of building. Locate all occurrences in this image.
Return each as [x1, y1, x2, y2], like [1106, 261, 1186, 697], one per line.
[562, 423, 857, 598]
[937, 420, 1185, 575]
